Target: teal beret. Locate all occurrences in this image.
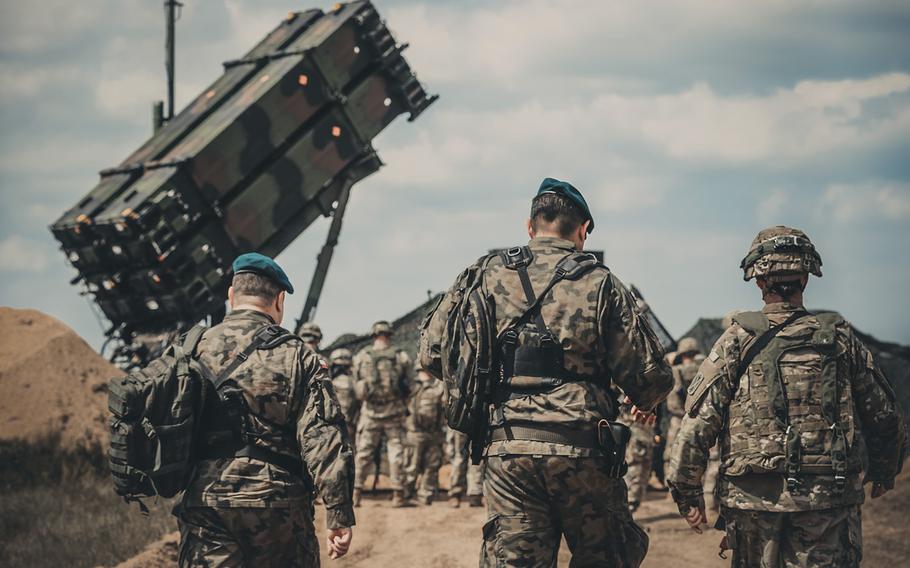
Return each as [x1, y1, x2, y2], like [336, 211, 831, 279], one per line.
[232, 252, 294, 294]
[536, 177, 594, 234]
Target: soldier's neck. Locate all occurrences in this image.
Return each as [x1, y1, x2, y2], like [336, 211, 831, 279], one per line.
[762, 291, 805, 308]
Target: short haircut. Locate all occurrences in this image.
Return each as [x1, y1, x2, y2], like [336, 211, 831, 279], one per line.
[530, 193, 585, 237]
[232, 272, 281, 303]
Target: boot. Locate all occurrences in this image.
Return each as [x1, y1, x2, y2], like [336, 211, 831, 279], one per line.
[468, 495, 483, 508]
[448, 496, 461, 509]
[392, 490, 415, 508]
[353, 488, 362, 508]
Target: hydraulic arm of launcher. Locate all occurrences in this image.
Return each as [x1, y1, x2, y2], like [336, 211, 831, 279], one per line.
[295, 176, 354, 333]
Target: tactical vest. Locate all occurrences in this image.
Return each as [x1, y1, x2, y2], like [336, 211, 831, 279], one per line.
[725, 311, 858, 493]
[409, 381, 445, 432]
[364, 350, 407, 405]
[494, 246, 605, 400]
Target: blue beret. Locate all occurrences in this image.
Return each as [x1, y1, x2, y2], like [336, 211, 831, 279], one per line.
[536, 177, 594, 234]
[232, 252, 294, 294]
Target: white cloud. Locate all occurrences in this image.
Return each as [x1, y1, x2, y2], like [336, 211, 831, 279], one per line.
[821, 182, 910, 223]
[0, 235, 51, 273]
[757, 191, 790, 224]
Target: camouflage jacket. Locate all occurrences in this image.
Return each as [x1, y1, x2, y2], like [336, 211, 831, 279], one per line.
[331, 369, 360, 429]
[352, 345, 412, 420]
[666, 361, 699, 418]
[668, 302, 907, 513]
[181, 310, 355, 529]
[407, 378, 446, 435]
[421, 236, 673, 457]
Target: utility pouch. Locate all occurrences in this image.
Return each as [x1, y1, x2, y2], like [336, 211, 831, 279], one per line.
[597, 419, 631, 478]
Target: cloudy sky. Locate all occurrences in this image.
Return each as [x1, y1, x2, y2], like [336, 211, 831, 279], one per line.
[1, 0, 909, 351]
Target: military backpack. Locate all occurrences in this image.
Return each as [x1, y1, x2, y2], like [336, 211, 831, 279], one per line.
[430, 246, 605, 463]
[108, 323, 303, 510]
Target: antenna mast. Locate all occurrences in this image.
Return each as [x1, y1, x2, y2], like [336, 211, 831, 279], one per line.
[154, 1, 183, 131]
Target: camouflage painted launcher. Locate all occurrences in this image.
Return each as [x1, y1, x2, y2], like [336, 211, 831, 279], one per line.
[50, 1, 436, 339]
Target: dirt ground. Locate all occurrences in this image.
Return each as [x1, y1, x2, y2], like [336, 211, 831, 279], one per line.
[0, 307, 115, 451]
[114, 467, 910, 568]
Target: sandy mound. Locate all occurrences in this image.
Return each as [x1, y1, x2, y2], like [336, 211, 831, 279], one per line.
[0, 307, 118, 452]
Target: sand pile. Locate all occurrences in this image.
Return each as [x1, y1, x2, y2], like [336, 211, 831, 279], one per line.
[0, 307, 118, 453]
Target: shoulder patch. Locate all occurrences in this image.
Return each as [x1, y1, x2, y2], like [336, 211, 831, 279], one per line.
[684, 356, 725, 416]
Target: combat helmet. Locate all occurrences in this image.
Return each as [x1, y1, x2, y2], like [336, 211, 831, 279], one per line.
[672, 337, 700, 364]
[330, 348, 353, 366]
[371, 320, 394, 336]
[300, 322, 323, 342]
[740, 226, 822, 282]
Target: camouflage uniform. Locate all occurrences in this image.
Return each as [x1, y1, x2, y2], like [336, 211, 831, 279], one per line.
[329, 349, 359, 442]
[668, 226, 907, 568]
[618, 405, 655, 511]
[422, 235, 673, 567]
[403, 374, 446, 503]
[352, 342, 412, 492]
[176, 309, 355, 567]
[447, 428, 484, 504]
[663, 339, 700, 473]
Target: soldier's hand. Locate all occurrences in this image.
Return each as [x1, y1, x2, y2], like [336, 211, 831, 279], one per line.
[327, 527, 353, 559]
[685, 503, 708, 534]
[624, 396, 656, 426]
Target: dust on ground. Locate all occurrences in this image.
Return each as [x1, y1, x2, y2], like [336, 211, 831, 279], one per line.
[114, 467, 909, 567]
[0, 307, 115, 452]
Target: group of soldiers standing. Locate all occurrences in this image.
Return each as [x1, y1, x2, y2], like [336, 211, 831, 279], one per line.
[299, 321, 483, 509]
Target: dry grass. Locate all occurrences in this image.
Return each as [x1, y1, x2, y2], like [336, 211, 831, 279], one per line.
[0, 440, 176, 568]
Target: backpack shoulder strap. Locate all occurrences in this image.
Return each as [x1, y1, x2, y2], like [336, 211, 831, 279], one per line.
[208, 325, 289, 391]
[496, 250, 604, 341]
[735, 310, 809, 381]
[182, 325, 208, 356]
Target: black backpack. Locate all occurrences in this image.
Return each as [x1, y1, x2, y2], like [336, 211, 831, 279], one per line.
[108, 323, 303, 510]
[108, 326, 207, 508]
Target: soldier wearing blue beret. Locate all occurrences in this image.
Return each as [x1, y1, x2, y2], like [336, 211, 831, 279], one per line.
[175, 251, 356, 565]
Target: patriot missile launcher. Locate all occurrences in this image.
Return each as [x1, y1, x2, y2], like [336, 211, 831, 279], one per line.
[50, 1, 436, 358]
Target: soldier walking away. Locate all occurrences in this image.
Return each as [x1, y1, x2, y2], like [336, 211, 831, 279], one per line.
[667, 226, 908, 568]
[300, 322, 324, 356]
[421, 178, 673, 567]
[175, 253, 354, 566]
[352, 320, 414, 507]
[330, 348, 360, 443]
[447, 427, 484, 508]
[403, 362, 447, 505]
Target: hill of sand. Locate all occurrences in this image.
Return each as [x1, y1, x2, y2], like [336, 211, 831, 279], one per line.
[0, 307, 117, 452]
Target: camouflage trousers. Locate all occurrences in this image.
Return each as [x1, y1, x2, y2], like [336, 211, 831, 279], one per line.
[354, 413, 406, 490]
[623, 423, 654, 507]
[175, 504, 319, 567]
[404, 431, 444, 500]
[703, 445, 720, 512]
[448, 428, 483, 497]
[722, 505, 861, 568]
[481, 455, 649, 568]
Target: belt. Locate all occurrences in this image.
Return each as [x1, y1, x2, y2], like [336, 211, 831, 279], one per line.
[200, 444, 308, 484]
[489, 423, 599, 448]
